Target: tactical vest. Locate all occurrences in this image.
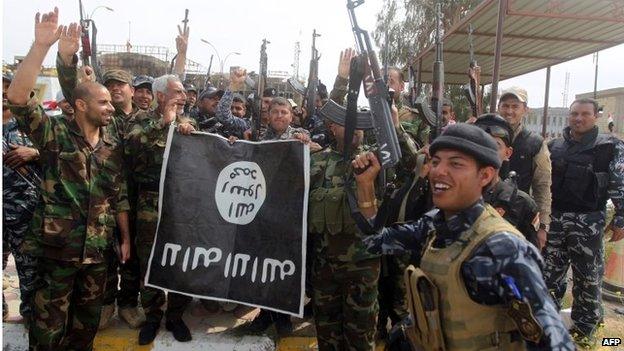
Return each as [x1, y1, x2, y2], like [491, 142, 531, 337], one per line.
[549, 133, 615, 212]
[405, 205, 525, 351]
[484, 177, 539, 246]
[510, 128, 543, 193]
[308, 150, 377, 262]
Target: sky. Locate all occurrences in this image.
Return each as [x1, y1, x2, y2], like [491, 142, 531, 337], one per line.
[3, 0, 623, 109]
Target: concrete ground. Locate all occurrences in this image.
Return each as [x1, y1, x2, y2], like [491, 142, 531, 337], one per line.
[2, 255, 383, 350]
[3, 254, 623, 350]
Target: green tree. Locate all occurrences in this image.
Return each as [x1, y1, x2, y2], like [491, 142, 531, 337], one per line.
[374, 0, 482, 121]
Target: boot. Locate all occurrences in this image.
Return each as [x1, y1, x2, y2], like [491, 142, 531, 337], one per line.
[98, 304, 115, 329]
[119, 306, 146, 329]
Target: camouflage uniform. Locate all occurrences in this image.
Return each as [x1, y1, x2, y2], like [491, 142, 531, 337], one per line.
[543, 126, 624, 338]
[56, 57, 143, 310]
[2, 117, 40, 320]
[262, 125, 309, 141]
[309, 149, 381, 350]
[396, 97, 430, 149]
[124, 109, 194, 324]
[364, 199, 575, 350]
[9, 101, 129, 351]
[215, 90, 251, 138]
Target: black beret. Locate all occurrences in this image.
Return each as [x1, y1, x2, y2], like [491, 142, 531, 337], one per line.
[473, 113, 513, 147]
[430, 123, 501, 169]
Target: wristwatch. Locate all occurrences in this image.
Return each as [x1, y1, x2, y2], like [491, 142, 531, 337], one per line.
[539, 223, 550, 232]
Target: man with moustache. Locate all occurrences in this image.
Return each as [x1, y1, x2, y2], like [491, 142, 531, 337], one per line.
[544, 98, 624, 347]
[6, 9, 131, 349]
[125, 74, 196, 345]
[132, 75, 154, 111]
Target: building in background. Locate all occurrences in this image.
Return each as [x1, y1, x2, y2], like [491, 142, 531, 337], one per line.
[576, 87, 624, 137]
[523, 87, 624, 140]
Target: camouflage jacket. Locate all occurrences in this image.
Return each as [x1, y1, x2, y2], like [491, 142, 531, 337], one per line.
[125, 108, 195, 190]
[396, 98, 430, 148]
[309, 148, 379, 262]
[9, 101, 129, 263]
[3, 117, 41, 222]
[262, 125, 309, 141]
[363, 199, 574, 350]
[215, 90, 251, 138]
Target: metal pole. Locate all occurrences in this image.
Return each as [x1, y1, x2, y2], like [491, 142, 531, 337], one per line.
[416, 58, 423, 95]
[542, 66, 551, 138]
[490, 0, 508, 113]
[593, 52, 599, 99]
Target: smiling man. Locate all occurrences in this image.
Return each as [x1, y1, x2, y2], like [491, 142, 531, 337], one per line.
[261, 97, 310, 142]
[544, 98, 624, 347]
[497, 87, 551, 248]
[353, 124, 574, 350]
[124, 73, 196, 345]
[6, 9, 131, 350]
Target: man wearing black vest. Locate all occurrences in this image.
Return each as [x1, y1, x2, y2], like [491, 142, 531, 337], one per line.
[497, 87, 551, 250]
[544, 98, 624, 348]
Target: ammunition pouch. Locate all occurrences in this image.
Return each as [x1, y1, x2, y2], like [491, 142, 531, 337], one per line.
[404, 265, 445, 351]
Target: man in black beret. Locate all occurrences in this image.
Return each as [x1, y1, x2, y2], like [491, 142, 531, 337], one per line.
[352, 123, 573, 350]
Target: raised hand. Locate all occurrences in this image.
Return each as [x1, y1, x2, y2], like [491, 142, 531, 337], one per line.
[229, 68, 246, 90]
[34, 7, 62, 47]
[59, 22, 82, 64]
[338, 48, 357, 79]
[176, 24, 190, 55]
[352, 152, 381, 184]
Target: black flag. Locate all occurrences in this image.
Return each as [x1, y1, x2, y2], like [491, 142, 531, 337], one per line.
[146, 127, 309, 317]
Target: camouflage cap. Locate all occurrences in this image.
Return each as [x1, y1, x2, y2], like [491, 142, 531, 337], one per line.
[132, 75, 154, 90]
[499, 86, 528, 104]
[102, 69, 133, 85]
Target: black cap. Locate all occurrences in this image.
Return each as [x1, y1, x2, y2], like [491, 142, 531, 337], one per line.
[232, 93, 246, 103]
[183, 82, 197, 93]
[2, 73, 13, 82]
[430, 123, 501, 169]
[263, 87, 277, 98]
[473, 113, 513, 147]
[199, 86, 224, 100]
[132, 75, 154, 90]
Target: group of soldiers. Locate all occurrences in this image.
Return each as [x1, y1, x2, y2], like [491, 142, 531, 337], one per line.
[3, 6, 624, 351]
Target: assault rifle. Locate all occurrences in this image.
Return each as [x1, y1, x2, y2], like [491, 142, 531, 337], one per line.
[463, 24, 482, 117]
[287, 29, 321, 120]
[204, 54, 214, 89]
[345, 0, 401, 169]
[78, 0, 102, 82]
[251, 39, 269, 141]
[414, 2, 445, 141]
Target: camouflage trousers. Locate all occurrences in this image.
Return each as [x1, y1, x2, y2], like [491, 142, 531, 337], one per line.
[312, 256, 380, 351]
[377, 255, 409, 334]
[29, 258, 107, 351]
[102, 230, 141, 308]
[2, 218, 38, 319]
[136, 192, 191, 323]
[543, 210, 605, 336]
